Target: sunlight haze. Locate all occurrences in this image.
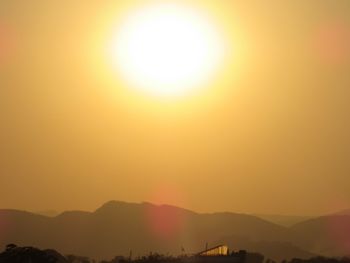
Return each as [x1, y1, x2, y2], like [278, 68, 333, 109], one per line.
[0, 0, 350, 216]
[111, 3, 226, 97]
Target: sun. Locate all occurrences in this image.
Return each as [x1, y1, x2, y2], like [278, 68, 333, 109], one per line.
[111, 3, 225, 97]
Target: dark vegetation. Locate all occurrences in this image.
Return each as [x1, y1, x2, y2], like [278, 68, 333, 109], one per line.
[0, 244, 67, 263]
[1, 244, 350, 263]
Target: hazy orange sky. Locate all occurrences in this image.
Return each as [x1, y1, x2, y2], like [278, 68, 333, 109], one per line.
[0, 0, 350, 216]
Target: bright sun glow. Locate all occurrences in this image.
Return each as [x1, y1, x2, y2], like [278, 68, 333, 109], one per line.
[111, 3, 225, 97]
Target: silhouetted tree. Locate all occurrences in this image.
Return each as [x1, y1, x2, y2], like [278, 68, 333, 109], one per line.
[0, 244, 68, 263]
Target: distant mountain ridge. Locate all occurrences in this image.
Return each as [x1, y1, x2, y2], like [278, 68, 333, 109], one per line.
[254, 214, 313, 227]
[332, 209, 350, 216]
[0, 201, 349, 261]
[288, 214, 350, 257]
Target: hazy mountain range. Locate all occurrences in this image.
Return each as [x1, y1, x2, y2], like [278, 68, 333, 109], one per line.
[254, 215, 313, 227]
[0, 201, 349, 261]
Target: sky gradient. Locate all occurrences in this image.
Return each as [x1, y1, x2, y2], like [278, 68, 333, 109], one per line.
[0, 0, 350, 215]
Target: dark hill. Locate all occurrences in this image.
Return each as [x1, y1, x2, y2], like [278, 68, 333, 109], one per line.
[0, 201, 319, 261]
[288, 215, 350, 257]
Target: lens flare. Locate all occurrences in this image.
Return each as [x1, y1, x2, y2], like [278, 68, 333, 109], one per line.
[0, 21, 16, 66]
[327, 215, 350, 255]
[311, 20, 350, 65]
[145, 184, 187, 240]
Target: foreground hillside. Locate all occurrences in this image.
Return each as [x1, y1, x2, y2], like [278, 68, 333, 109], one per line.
[0, 201, 348, 260]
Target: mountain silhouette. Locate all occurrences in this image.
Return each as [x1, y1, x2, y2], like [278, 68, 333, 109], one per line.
[254, 214, 313, 227]
[0, 201, 347, 261]
[288, 215, 350, 257]
[332, 209, 350, 216]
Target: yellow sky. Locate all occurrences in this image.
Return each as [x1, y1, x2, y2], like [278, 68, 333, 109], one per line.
[0, 0, 350, 215]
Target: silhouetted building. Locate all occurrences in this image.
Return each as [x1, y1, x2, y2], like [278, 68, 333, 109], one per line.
[193, 245, 264, 263]
[198, 245, 229, 256]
